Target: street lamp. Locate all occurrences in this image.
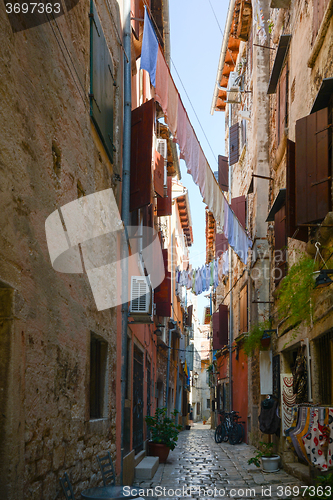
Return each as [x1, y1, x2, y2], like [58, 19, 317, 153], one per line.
[193, 372, 199, 386]
[314, 269, 333, 288]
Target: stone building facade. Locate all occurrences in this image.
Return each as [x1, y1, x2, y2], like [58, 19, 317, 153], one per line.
[210, 0, 333, 474]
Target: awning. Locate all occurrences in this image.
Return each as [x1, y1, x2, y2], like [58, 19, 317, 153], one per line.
[266, 189, 286, 222]
[311, 78, 333, 114]
[267, 35, 292, 95]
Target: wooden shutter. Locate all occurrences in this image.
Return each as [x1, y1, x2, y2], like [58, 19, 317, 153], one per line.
[239, 286, 248, 334]
[215, 232, 228, 257]
[212, 311, 221, 350]
[218, 155, 229, 191]
[274, 204, 287, 285]
[130, 99, 154, 212]
[295, 107, 331, 225]
[186, 304, 193, 326]
[157, 176, 172, 216]
[313, 0, 329, 38]
[276, 64, 287, 146]
[286, 140, 308, 241]
[229, 123, 239, 165]
[231, 195, 246, 229]
[90, 1, 115, 163]
[219, 304, 228, 347]
[155, 249, 171, 317]
[154, 150, 164, 197]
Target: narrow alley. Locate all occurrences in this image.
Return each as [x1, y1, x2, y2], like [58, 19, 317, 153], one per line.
[133, 424, 305, 500]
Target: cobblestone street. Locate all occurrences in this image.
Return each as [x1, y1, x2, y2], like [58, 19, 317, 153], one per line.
[133, 424, 305, 500]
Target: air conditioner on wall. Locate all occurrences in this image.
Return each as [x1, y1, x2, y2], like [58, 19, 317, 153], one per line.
[226, 71, 241, 104]
[129, 276, 153, 322]
[156, 138, 168, 189]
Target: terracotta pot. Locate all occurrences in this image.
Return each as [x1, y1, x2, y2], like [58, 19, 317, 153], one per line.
[148, 442, 170, 463]
[260, 334, 271, 349]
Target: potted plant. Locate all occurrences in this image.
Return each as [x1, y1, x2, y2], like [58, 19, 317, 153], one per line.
[243, 320, 272, 356]
[145, 407, 182, 463]
[248, 441, 280, 472]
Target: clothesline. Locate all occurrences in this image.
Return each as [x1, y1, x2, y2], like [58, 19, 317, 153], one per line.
[140, 7, 252, 265]
[175, 250, 229, 297]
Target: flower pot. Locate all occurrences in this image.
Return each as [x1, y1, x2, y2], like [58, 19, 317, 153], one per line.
[260, 333, 271, 349]
[261, 455, 280, 472]
[148, 442, 170, 463]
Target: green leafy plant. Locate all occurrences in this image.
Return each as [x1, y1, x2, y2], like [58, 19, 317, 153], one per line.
[243, 320, 271, 356]
[268, 18, 274, 34]
[277, 255, 315, 330]
[145, 407, 182, 450]
[248, 442, 276, 468]
[305, 473, 333, 500]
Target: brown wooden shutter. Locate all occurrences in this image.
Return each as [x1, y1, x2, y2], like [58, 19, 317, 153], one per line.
[212, 311, 221, 350]
[154, 150, 164, 197]
[295, 107, 331, 225]
[286, 140, 308, 241]
[186, 304, 193, 327]
[274, 204, 287, 285]
[157, 176, 172, 216]
[155, 249, 171, 317]
[276, 65, 287, 146]
[219, 304, 228, 347]
[130, 99, 154, 212]
[229, 123, 239, 165]
[215, 232, 228, 257]
[313, 0, 329, 38]
[218, 155, 229, 191]
[239, 286, 248, 334]
[231, 195, 246, 229]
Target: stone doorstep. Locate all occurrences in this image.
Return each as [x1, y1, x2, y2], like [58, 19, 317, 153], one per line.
[135, 457, 159, 480]
[284, 462, 311, 485]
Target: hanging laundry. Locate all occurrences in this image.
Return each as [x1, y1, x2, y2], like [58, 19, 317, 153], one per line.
[155, 45, 168, 114]
[192, 269, 196, 294]
[206, 263, 211, 290]
[214, 259, 219, 288]
[293, 345, 308, 404]
[140, 7, 158, 87]
[222, 250, 229, 276]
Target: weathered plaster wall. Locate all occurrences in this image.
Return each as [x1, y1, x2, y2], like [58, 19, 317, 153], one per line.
[0, 1, 123, 498]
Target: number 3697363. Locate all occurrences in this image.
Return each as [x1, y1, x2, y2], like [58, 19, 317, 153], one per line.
[6, 3, 61, 14]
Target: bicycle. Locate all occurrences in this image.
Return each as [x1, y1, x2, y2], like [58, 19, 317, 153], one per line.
[214, 410, 245, 445]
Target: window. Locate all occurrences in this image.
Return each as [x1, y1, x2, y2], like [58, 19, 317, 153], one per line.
[90, 2, 115, 163]
[229, 123, 239, 165]
[276, 63, 288, 147]
[206, 398, 210, 409]
[90, 334, 108, 419]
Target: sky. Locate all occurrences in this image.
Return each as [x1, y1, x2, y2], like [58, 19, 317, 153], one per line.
[169, 0, 228, 322]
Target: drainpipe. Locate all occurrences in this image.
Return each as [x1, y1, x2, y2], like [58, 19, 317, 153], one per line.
[210, 0, 236, 115]
[120, 0, 131, 485]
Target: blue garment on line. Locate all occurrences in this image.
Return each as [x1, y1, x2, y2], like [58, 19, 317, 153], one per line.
[140, 7, 158, 87]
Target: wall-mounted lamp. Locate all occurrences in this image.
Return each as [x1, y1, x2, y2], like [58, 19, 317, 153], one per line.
[154, 323, 165, 336]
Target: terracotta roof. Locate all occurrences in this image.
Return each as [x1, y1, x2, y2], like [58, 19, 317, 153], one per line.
[176, 195, 193, 247]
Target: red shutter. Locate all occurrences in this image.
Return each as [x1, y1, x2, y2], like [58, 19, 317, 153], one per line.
[286, 140, 308, 242]
[154, 150, 164, 197]
[231, 196, 246, 229]
[295, 107, 331, 225]
[157, 176, 172, 216]
[239, 286, 248, 334]
[155, 249, 171, 317]
[215, 232, 228, 257]
[130, 99, 154, 212]
[212, 306, 228, 349]
[219, 304, 228, 347]
[274, 205, 287, 285]
[218, 155, 229, 191]
[229, 123, 239, 165]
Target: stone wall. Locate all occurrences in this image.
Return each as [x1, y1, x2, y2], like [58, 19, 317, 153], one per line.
[0, 1, 123, 498]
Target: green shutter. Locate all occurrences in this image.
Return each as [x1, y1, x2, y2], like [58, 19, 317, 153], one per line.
[90, 1, 115, 163]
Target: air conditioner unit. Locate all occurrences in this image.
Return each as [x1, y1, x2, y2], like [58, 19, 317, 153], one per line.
[156, 138, 168, 189]
[226, 71, 241, 104]
[129, 276, 153, 322]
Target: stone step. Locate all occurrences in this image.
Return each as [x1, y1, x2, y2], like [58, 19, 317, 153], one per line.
[134, 456, 159, 480]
